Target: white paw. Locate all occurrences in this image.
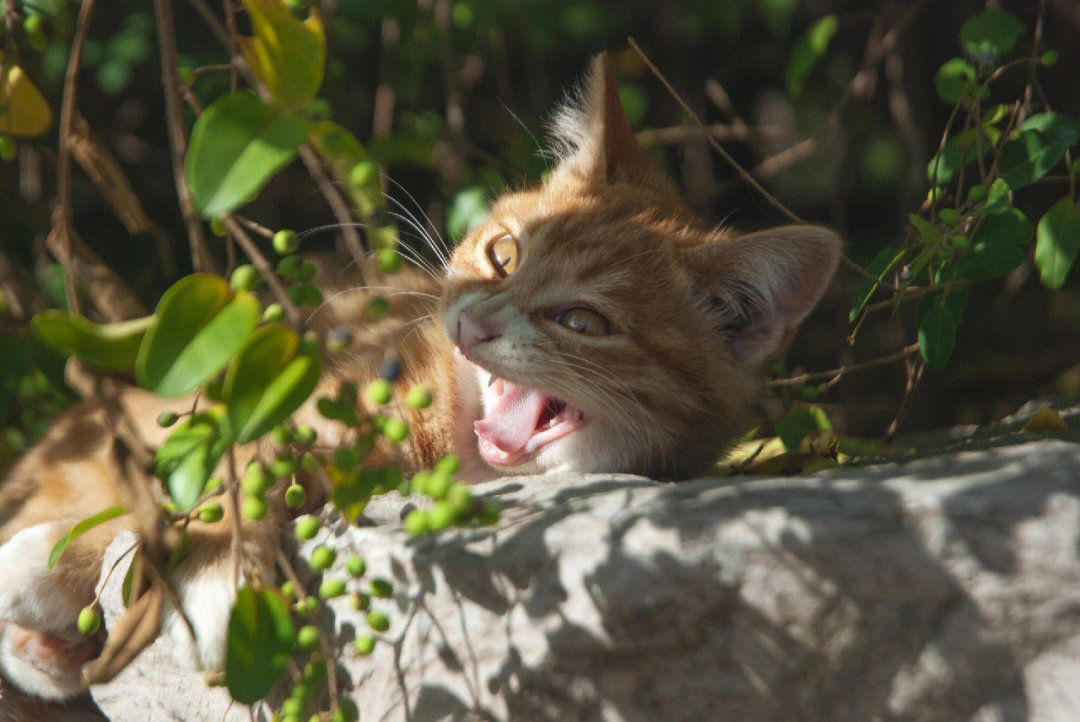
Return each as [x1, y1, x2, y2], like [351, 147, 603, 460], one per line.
[163, 563, 240, 671]
[0, 522, 83, 634]
[0, 623, 96, 700]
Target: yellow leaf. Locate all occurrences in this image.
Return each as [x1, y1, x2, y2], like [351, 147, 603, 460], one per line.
[239, 0, 325, 110]
[1021, 407, 1067, 433]
[0, 62, 52, 137]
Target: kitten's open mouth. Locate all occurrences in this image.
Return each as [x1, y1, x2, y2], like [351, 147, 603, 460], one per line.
[474, 378, 585, 466]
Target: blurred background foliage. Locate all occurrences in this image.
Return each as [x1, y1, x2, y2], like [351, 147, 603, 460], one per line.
[3, 0, 1080, 464]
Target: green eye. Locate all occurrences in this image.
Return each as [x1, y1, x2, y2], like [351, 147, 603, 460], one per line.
[555, 307, 614, 336]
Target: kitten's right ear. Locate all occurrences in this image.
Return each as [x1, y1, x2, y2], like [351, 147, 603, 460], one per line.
[680, 225, 841, 369]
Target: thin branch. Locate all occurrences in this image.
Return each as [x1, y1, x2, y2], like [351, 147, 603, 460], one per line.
[154, 0, 215, 274]
[298, 145, 369, 274]
[221, 215, 303, 327]
[768, 344, 920, 389]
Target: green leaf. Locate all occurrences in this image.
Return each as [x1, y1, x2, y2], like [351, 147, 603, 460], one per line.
[998, 113, 1079, 191]
[308, 121, 381, 215]
[225, 586, 296, 704]
[917, 295, 965, 368]
[49, 505, 128, 569]
[154, 405, 232, 510]
[137, 274, 260, 398]
[184, 92, 308, 218]
[934, 58, 986, 106]
[31, 312, 153, 370]
[849, 247, 903, 322]
[238, 0, 325, 110]
[926, 127, 996, 185]
[775, 404, 831, 451]
[952, 208, 1032, 280]
[447, 185, 493, 241]
[960, 8, 1026, 63]
[785, 15, 838, 95]
[221, 325, 322, 443]
[1034, 197, 1080, 290]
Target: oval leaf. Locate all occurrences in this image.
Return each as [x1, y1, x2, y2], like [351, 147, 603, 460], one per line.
[775, 404, 831, 451]
[239, 0, 325, 110]
[998, 113, 1079, 191]
[960, 8, 1025, 63]
[49, 505, 128, 569]
[154, 405, 232, 510]
[1035, 197, 1080, 290]
[137, 274, 260, 397]
[934, 58, 985, 106]
[0, 62, 53, 137]
[32, 311, 153, 370]
[184, 92, 308, 218]
[918, 303, 960, 369]
[226, 586, 295, 704]
[952, 208, 1032, 280]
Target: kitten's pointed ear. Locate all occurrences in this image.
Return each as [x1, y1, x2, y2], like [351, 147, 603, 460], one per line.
[681, 225, 842, 369]
[551, 53, 656, 183]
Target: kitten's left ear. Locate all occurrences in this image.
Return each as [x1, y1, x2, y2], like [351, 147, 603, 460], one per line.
[551, 53, 657, 184]
[681, 225, 841, 369]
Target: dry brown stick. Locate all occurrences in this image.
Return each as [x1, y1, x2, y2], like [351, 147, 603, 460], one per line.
[154, 0, 215, 274]
[768, 343, 921, 389]
[636, 123, 783, 147]
[55, 0, 98, 316]
[298, 145, 369, 274]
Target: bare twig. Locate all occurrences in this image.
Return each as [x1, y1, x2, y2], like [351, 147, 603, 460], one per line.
[154, 0, 215, 274]
[299, 145, 369, 273]
[220, 215, 303, 327]
[768, 344, 921, 390]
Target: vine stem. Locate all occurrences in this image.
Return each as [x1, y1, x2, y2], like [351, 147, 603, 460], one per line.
[768, 343, 921, 389]
[153, 0, 215, 274]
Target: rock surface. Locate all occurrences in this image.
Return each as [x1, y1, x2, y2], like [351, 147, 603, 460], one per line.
[90, 437, 1080, 722]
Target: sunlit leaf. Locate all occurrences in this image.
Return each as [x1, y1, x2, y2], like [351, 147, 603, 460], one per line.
[775, 404, 831, 451]
[238, 0, 325, 110]
[785, 15, 838, 95]
[154, 405, 232, 510]
[0, 59, 52, 137]
[226, 586, 295, 704]
[960, 8, 1025, 63]
[998, 113, 1079, 191]
[32, 312, 153, 370]
[222, 325, 321, 443]
[1034, 197, 1080, 290]
[184, 92, 308, 218]
[927, 127, 995, 185]
[934, 58, 986, 106]
[48, 505, 128, 569]
[137, 274, 260, 397]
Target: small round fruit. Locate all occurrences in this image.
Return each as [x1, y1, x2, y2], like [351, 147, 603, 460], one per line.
[375, 248, 401, 274]
[285, 484, 307, 508]
[273, 229, 301, 255]
[242, 494, 268, 520]
[345, 555, 366, 578]
[230, 264, 262, 291]
[366, 378, 393, 406]
[280, 581, 298, 601]
[477, 498, 501, 526]
[1043, 50, 1059, 66]
[353, 634, 375, 655]
[405, 385, 433, 409]
[425, 470, 452, 500]
[349, 592, 370, 611]
[77, 606, 101, 636]
[369, 578, 393, 598]
[378, 358, 402, 382]
[403, 508, 428, 537]
[938, 208, 960, 226]
[294, 515, 320, 540]
[295, 425, 317, 445]
[447, 484, 474, 515]
[332, 699, 359, 722]
[348, 161, 377, 188]
[366, 610, 390, 632]
[303, 659, 327, 682]
[297, 261, 316, 283]
[277, 254, 302, 278]
[271, 455, 299, 478]
[263, 303, 285, 323]
[241, 463, 273, 496]
[434, 454, 461, 476]
[280, 696, 306, 717]
[319, 577, 347, 599]
[198, 503, 224, 523]
[296, 596, 319, 616]
[296, 624, 320, 652]
[177, 65, 196, 86]
[309, 544, 336, 571]
[427, 501, 456, 531]
[382, 417, 409, 443]
[327, 326, 353, 352]
[210, 216, 228, 236]
[157, 411, 179, 427]
[367, 296, 390, 319]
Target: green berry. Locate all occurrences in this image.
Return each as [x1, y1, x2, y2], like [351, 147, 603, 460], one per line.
[477, 498, 501, 526]
[230, 264, 262, 291]
[1042, 50, 1059, 66]
[303, 659, 327, 682]
[22, 14, 43, 35]
[280, 581, 298, 601]
[353, 634, 375, 655]
[319, 576, 347, 599]
[428, 501, 456, 531]
[403, 508, 428, 536]
[0, 137, 16, 161]
[77, 606, 101, 636]
[295, 515, 320, 540]
[375, 248, 401, 274]
[366, 378, 393, 406]
[157, 411, 179, 427]
[951, 233, 970, 251]
[273, 229, 300, 255]
[289, 680, 311, 701]
[938, 208, 960, 226]
[349, 592, 370, 611]
[382, 417, 409, 443]
[296, 624, 320, 651]
[447, 484, 474, 515]
[277, 254, 302, 278]
[295, 426, 317, 445]
[405, 385, 433, 409]
[367, 296, 389, 319]
[326, 326, 354, 352]
[296, 596, 320, 616]
[369, 578, 393, 598]
[366, 610, 390, 632]
[205, 476, 223, 493]
[271, 455, 299, 478]
[333, 446, 359, 471]
[967, 184, 987, 203]
[434, 455, 461, 476]
[425, 470, 452, 500]
[348, 161, 377, 189]
[285, 484, 307, 508]
[262, 303, 285, 323]
[271, 425, 294, 445]
[210, 216, 228, 236]
[198, 503, 224, 523]
[298, 283, 323, 307]
[242, 494, 268, 520]
[297, 261, 317, 283]
[309, 544, 335, 571]
[280, 697, 306, 717]
[300, 451, 321, 473]
[177, 65, 196, 86]
[241, 463, 273, 496]
[345, 555, 366, 578]
[332, 699, 359, 722]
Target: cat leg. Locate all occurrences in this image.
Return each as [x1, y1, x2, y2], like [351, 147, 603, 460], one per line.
[0, 521, 102, 700]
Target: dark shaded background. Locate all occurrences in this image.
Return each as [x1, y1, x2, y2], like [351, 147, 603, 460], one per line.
[2, 0, 1080, 451]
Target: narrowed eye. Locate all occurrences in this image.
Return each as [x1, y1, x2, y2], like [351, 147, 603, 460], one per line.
[486, 234, 520, 277]
[554, 307, 615, 336]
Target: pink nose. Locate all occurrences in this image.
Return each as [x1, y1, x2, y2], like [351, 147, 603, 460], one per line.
[456, 311, 500, 358]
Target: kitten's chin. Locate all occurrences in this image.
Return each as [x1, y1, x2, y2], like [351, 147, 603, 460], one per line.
[472, 377, 587, 469]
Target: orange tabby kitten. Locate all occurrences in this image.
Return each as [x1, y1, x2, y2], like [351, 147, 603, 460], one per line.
[0, 55, 839, 708]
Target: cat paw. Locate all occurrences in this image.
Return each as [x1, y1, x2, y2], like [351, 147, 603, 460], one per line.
[0, 522, 83, 634]
[0, 623, 99, 700]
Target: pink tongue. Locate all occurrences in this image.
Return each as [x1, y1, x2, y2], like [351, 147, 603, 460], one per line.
[474, 381, 549, 455]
